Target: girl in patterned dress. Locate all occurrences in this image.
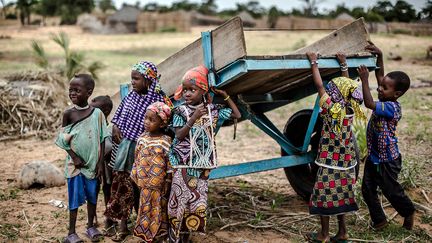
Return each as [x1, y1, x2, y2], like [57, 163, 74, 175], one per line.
[168, 65, 241, 242]
[105, 61, 172, 241]
[305, 52, 366, 243]
[130, 102, 173, 242]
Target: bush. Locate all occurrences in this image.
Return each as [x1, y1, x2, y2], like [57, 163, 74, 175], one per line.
[158, 26, 177, 33]
[5, 13, 17, 19]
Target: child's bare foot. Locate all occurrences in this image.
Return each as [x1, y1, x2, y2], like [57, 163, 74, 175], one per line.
[403, 212, 415, 230]
[330, 235, 348, 243]
[305, 232, 330, 242]
[371, 220, 388, 230]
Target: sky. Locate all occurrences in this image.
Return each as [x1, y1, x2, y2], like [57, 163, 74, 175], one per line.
[112, 0, 427, 12]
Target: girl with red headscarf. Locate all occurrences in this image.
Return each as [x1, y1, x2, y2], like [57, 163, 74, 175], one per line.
[168, 65, 241, 242]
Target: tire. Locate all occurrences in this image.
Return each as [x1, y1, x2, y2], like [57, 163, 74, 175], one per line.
[282, 109, 360, 201]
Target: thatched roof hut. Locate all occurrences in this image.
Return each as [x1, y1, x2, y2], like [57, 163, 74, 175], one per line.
[107, 5, 140, 33]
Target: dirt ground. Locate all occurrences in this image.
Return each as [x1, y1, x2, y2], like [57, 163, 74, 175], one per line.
[1, 23, 432, 242]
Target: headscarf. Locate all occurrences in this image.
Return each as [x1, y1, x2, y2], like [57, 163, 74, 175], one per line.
[131, 61, 173, 108]
[147, 101, 171, 126]
[325, 77, 366, 131]
[174, 65, 210, 101]
[132, 61, 159, 83]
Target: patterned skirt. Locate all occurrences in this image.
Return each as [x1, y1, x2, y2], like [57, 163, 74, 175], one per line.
[168, 169, 208, 242]
[133, 188, 169, 242]
[309, 166, 358, 216]
[104, 172, 134, 220]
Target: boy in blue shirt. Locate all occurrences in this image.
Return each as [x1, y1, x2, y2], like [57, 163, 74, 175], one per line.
[358, 42, 415, 230]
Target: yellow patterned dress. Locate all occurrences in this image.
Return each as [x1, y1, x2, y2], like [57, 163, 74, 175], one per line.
[130, 132, 172, 242]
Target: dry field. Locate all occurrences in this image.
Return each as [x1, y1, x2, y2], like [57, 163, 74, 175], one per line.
[0, 23, 431, 242]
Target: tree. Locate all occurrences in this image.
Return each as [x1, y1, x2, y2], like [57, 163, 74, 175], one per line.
[170, 0, 198, 12]
[421, 0, 432, 19]
[267, 6, 279, 28]
[328, 3, 350, 18]
[235, 1, 265, 18]
[302, 0, 320, 17]
[392, 0, 417, 22]
[58, 0, 95, 25]
[198, 0, 217, 15]
[372, 0, 417, 22]
[15, 0, 38, 25]
[99, 0, 115, 13]
[372, 0, 394, 21]
[34, 0, 58, 25]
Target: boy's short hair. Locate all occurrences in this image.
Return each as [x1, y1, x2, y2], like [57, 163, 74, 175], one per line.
[74, 73, 95, 91]
[92, 95, 113, 114]
[387, 71, 410, 95]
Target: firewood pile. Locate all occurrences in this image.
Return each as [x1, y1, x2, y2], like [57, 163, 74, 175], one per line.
[0, 71, 68, 141]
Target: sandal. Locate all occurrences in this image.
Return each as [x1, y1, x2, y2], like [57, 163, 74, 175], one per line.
[304, 232, 330, 243]
[85, 226, 103, 242]
[111, 231, 130, 242]
[64, 233, 84, 243]
[103, 224, 117, 237]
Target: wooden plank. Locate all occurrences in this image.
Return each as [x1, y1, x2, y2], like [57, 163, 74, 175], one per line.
[291, 18, 370, 56]
[157, 16, 246, 96]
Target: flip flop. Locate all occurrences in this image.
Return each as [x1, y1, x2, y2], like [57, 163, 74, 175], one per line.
[85, 226, 103, 242]
[64, 233, 83, 243]
[111, 231, 130, 242]
[103, 224, 117, 237]
[304, 232, 330, 243]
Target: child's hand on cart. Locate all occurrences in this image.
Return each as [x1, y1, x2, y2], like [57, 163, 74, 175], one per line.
[365, 41, 382, 57]
[306, 52, 319, 65]
[336, 52, 347, 65]
[357, 65, 369, 83]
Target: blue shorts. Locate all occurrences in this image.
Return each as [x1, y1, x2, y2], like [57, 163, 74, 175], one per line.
[67, 173, 98, 210]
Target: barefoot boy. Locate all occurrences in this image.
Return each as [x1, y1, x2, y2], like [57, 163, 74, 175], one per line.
[358, 42, 415, 230]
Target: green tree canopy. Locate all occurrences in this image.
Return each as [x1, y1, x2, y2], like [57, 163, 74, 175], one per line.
[98, 0, 115, 13]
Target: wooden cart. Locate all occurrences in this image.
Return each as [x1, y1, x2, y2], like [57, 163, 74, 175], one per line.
[113, 17, 376, 200]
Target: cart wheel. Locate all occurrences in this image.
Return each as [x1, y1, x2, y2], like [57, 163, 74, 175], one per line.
[281, 109, 360, 201]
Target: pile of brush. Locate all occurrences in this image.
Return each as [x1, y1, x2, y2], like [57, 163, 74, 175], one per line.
[0, 71, 68, 141]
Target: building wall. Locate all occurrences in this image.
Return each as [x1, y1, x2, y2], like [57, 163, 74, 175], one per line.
[137, 11, 191, 33]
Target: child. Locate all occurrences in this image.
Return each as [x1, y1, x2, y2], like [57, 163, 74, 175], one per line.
[89, 95, 115, 235]
[305, 53, 365, 243]
[130, 102, 173, 242]
[168, 65, 241, 242]
[358, 42, 415, 230]
[55, 74, 109, 243]
[105, 61, 171, 242]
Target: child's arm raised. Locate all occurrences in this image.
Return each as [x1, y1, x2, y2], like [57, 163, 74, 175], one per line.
[175, 104, 207, 140]
[358, 65, 376, 110]
[365, 41, 384, 85]
[211, 88, 241, 119]
[336, 52, 349, 78]
[306, 52, 325, 97]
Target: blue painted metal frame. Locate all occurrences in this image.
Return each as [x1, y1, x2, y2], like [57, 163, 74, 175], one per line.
[302, 95, 320, 152]
[120, 83, 130, 100]
[117, 31, 377, 180]
[215, 56, 377, 88]
[209, 151, 316, 179]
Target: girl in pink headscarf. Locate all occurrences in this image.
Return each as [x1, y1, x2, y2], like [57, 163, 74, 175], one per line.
[130, 102, 173, 243]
